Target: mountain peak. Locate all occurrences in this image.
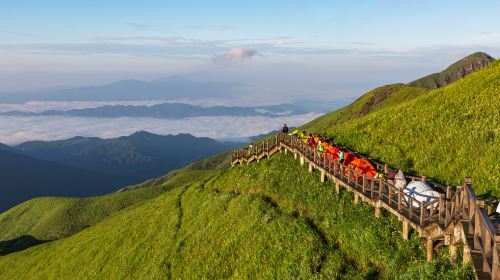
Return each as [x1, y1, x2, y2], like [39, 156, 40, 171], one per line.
[409, 52, 495, 89]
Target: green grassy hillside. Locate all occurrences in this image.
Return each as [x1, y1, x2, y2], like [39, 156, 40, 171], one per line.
[0, 150, 231, 256]
[304, 60, 500, 196]
[309, 52, 495, 133]
[0, 169, 215, 255]
[0, 153, 472, 279]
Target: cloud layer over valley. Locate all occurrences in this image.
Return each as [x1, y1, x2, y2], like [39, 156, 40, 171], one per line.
[0, 113, 320, 145]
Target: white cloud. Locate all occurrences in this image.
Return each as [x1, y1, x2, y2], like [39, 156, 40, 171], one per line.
[0, 100, 170, 113]
[460, 33, 500, 46]
[0, 113, 321, 145]
[212, 48, 259, 63]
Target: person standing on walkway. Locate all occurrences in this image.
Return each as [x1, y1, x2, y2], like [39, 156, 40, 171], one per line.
[308, 134, 314, 147]
[317, 140, 324, 154]
[247, 143, 254, 156]
[317, 140, 324, 163]
[282, 124, 289, 134]
[338, 148, 345, 164]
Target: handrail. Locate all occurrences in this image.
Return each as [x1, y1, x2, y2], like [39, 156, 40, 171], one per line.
[232, 132, 500, 279]
[233, 133, 442, 226]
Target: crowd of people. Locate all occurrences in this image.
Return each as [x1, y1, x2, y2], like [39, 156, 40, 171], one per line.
[283, 124, 379, 180]
[284, 126, 347, 164]
[238, 124, 451, 209]
[241, 124, 378, 180]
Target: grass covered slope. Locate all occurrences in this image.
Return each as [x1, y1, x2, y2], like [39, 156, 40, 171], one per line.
[309, 52, 495, 133]
[0, 150, 231, 256]
[0, 169, 215, 255]
[304, 60, 500, 196]
[0, 153, 472, 279]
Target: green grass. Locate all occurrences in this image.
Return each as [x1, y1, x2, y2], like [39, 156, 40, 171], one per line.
[0, 153, 473, 279]
[304, 60, 500, 196]
[0, 149, 232, 253]
[0, 169, 216, 255]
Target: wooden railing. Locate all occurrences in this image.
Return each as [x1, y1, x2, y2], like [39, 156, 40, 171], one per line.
[462, 180, 500, 278]
[232, 138, 279, 162]
[232, 133, 500, 279]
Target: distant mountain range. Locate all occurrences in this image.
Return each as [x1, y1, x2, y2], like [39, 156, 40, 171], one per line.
[0, 76, 242, 103]
[0, 131, 243, 212]
[0, 103, 310, 119]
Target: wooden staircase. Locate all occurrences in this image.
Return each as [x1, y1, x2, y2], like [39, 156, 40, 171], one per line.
[232, 133, 500, 279]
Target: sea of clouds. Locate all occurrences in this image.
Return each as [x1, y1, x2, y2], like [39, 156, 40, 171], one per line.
[0, 113, 321, 145]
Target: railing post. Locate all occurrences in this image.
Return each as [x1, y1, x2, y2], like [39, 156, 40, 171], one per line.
[398, 189, 402, 212]
[446, 185, 452, 199]
[438, 194, 444, 223]
[493, 242, 500, 279]
[445, 200, 451, 227]
[420, 201, 425, 225]
[362, 175, 367, 193]
[347, 168, 351, 184]
[370, 179, 375, 199]
[409, 197, 413, 219]
[388, 183, 393, 205]
[377, 180, 382, 199]
[483, 230, 492, 273]
[474, 208, 481, 250]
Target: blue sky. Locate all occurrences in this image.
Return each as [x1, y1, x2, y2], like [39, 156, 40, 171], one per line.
[1, 0, 499, 99]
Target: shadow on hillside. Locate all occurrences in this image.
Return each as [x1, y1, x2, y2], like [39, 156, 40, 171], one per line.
[0, 235, 50, 256]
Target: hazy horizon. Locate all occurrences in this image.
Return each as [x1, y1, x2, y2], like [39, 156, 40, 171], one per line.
[1, 0, 499, 144]
[2, 1, 499, 98]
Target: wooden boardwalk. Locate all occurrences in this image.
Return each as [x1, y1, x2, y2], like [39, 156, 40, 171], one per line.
[232, 133, 500, 280]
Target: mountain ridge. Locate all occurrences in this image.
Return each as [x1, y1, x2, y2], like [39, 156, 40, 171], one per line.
[308, 52, 495, 129]
[0, 76, 243, 103]
[0, 149, 130, 213]
[409, 52, 495, 89]
[0, 132, 241, 212]
[0, 103, 310, 119]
